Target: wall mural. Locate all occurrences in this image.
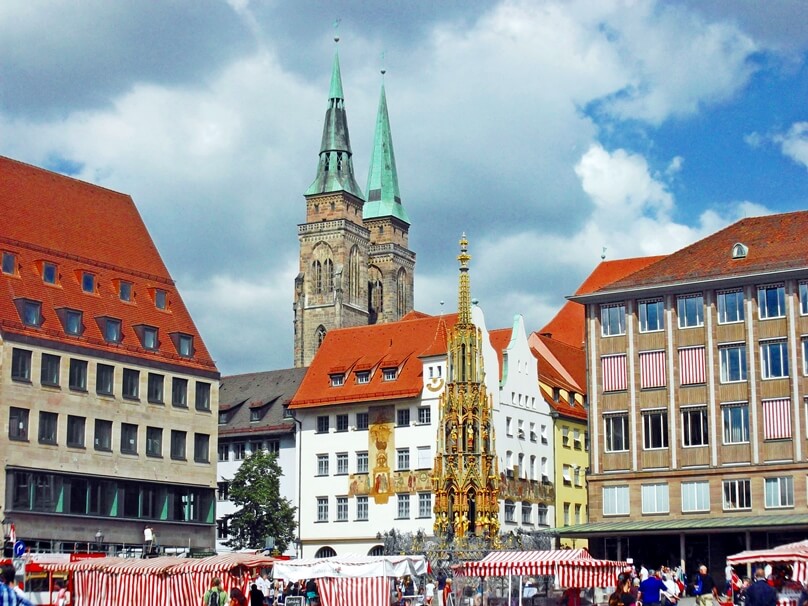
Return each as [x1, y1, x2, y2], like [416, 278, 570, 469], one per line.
[368, 405, 395, 504]
[498, 472, 555, 504]
[349, 469, 432, 497]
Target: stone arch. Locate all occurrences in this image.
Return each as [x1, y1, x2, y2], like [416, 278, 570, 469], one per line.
[311, 242, 335, 294]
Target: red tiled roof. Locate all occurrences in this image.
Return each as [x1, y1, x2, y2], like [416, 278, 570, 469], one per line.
[488, 328, 512, 381]
[291, 313, 459, 408]
[0, 156, 217, 374]
[539, 382, 587, 420]
[593, 211, 808, 293]
[541, 256, 665, 347]
[533, 333, 586, 391]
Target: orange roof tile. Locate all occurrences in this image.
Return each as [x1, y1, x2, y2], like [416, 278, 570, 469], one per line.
[291, 313, 459, 408]
[592, 211, 808, 293]
[533, 333, 586, 391]
[539, 383, 587, 420]
[0, 156, 217, 375]
[488, 328, 512, 381]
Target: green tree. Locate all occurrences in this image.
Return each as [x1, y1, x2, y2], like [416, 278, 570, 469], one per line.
[225, 449, 296, 551]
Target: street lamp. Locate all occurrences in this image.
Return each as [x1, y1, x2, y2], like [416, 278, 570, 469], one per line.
[1, 518, 11, 540]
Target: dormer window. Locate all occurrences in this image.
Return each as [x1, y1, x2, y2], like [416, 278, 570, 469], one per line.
[330, 374, 344, 387]
[81, 272, 95, 293]
[2, 251, 16, 275]
[552, 387, 560, 402]
[119, 280, 133, 302]
[142, 326, 158, 350]
[250, 408, 264, 422]
[103, 318, 122, 343]
[383, 368, 397, 381]
[42, 262, 57, 284]
[154, 288, 167, 310]
[21, 300, 42, 327]
[218, 411, 228, 425]
[176, 334, 193, 357]
[732, 242, 748, 259]
[356, 371, 370, 384]
[64, 310, 83, 335]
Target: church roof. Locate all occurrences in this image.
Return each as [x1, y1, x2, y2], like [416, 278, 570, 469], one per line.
[0, 155, 217, 375]
[363, 82, 410, 224]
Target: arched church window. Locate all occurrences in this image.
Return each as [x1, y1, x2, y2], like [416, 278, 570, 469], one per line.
[312, 260, 323, 294]
[324, 259, 334, 292]
[315, 325, 327, 349]
[315, 546, 336, 558]
[349, 246, 361, 302]
[396, 268, 407, 317]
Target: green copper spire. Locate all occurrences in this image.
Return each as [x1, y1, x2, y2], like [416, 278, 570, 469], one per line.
[363, 81, 410, 224]
[305, 51, 364, 199]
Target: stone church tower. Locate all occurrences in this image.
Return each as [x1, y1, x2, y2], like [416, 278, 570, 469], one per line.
[293, 50, 415, 368]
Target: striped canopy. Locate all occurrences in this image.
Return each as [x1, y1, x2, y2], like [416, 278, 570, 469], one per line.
[727, 540, 808, 582]
[455, 549, 627, 588]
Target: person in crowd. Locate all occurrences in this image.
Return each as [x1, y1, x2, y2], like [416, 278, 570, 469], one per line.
[305, 578, 318, 605]
[694, 565, 718, 606]
[202, 577, 229, 606]
[443, 579, 453, 606]
[425, 577, 436, 606]
[250, 583, 266, 606]
[1, 564, 33, 606]
[255, 571, 270, 606]
[559, 587, 582, 606]
[661, 572, 681, 606]
[640, 570, 668, 606]
[230, 584, 248, 606]
[745, 568, 777, 606]
[436, 572, 447, 606]
[610, 575, 637, 606]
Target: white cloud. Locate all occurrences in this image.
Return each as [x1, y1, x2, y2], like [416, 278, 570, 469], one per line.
[775, 122, 808, 170]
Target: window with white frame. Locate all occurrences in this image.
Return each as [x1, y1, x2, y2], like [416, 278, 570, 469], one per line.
[682, 407, 708, 447]
[316, 497, 328, 522]
[575, 504, 583, 524]
[383, 368, 397, 381]
[356, 412, 369, 430]
[574, 467, 582, 487]
[604, 414, 629, 452]
[803, 338, 808, 375]
[336, 452, 349, 475]
[397, 408, 410, 427]
[517, 419, 525, 439]
[317, 454, 329, 476]
[505, 451, 513, 476]
[722, 403, 750, 444]
[336, 496, 348, 521]
[764, 476, 794, 508]
[540, 457, 549, 481]
[639, 350, 666, 389]
[356, 451, 369, 474]
[641, 483, 669, 514]
[233, 442, 246, 460]
[602, 354, 628, 391]
[562, 464, 571, 485]
[601, 304, 626, 336]
[643, 410, 668, 449]
[529, 455, 536, 480]
[506, 417, 513, 436]
[522, 502, 532, 524]
[639, 299, 664, 332]
[758, 284, 786, 319]
[396, 448, 410, 470]
[540, 424, 548, 445]
[529, 422, 537, 442]
[563, 503, 571, 526]
[316, 416, 329, 433]
[504, 501, 515, 523]
[723, 478, 751, 510]
[330, 374, 344, 387]
[417, 446, 432, 469]
[603, 485, 629, 515]
[681, 481, 710, 512]
[418, 493, 432, 518]
[336, 414, 349, 432]
[762, 398, 792, 440]
[397, 494, 410, 518]
[719, 344, 747, 383]
[418, 406, 431, 424]
[536, 504, 547, 525]
[677, 294, 704, 328]
[800, 282, 808, 315]
[761, 340, 789, 379]
[562, 426, 570, 447]
[356, 495, 369, 520]
[717, 290, 745, 324]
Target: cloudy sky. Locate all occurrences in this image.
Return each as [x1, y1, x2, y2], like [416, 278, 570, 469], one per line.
[2, 0, 807, 375]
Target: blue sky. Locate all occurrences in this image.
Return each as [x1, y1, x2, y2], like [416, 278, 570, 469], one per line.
[1, 0, 806, 374]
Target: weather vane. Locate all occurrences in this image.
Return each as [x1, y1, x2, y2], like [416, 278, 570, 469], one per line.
[381, 50, 386, 76]
[333, 18, 341, 43]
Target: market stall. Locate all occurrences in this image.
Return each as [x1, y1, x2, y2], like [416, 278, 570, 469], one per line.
[273, 554, 429, 606]
[727, 540, 808, 606]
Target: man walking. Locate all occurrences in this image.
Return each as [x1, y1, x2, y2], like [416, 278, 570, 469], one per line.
[744, 569, 776, 606]
[639, 570, 667, 606]
[695, 565, 718, 606]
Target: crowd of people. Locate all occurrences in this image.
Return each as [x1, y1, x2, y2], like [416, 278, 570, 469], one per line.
[204, 572, 319, 606]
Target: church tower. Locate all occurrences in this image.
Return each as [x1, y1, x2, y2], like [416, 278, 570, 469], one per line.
[432, 236, 500, 541]
[363, 78, 416, 324]
[294, 48, 370, 367]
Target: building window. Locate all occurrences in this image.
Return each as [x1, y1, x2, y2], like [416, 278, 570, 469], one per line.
[639, 350, 666, 389]
[417, 446, 432, 469]
[336, 452, 349, 475]
[147, 373, 164, 404]
[764, 476, 794, 508]
[540, 424, 548, 445]
[122, 368, 140, 400]
[723, 478, 752, 510]
[397, 448, 410, 471]
[249, 408, 262, 422]
[518, 419, 525, 439]
[194, 433, 210, 463]
[1, 251, 16, 275]
[65, 310, 83, 335]
[146, 427, 162, 457]
[602, 354, 627, 391]
[11, 348, 32, 382]
[679, 346, 706, 385]
[21, 300, 42, 327]
[356, 451, 369, 474]
[562, 464, 572, 485]
[529, 422, 537, 443]
[761, 340, 789, 379]
[249, 441, 263, 454]
[317, 454, 329, 476]
[717, 290, 745, 324]
[178, 334, 193, 357]
[601, 304, 626, 336]
[682, 407, 708, 447]
[356, 371, 370, 384]
[639, 299, 664, 332]
[356, 496, 369, 521]
[103, 318, 121, 343]
[722, 403, 750, 444]
[195, 382, 211, 411]
[763, 398, 792, 440]
[383, 368, 397, 381]
[574, 467, 582, 486]
[603, 485, 630, 515]
[562, 426, 570, 447]
[397, 408, 410, 427]
[356, 412, 369, 430]
[563, 503, 571, 526]
[118, 280, 132, 301]
[217, 481, 229, 501]
[317, 497, 328, 522]
[154, 288, 167, 310]
[266, 440, 279, 454]
[800, 283, 808, 315]
[418, 406, 431, 425]
[538, 504, 548, 526]
[218, 443, 229, 462]
[38, 412, 58, 444]
[505, 416, 513, 436]
[498, 500, 513, 524]
[42, 262, 58, 284]
[69, 358, 88, 391]
[9, 407, 29, 441]
[316, 416, 329, 433]
[677, 294, 704, 328]
[94, 419, 112, 451]
[719, 345, 747, 383]
[66, 415, 85, 448]
[522, 502, 533, 525]
[120, 423, 137, 454]
[681, 481, 710, 512]
[336, 496, 348, 521]
[642, 483, 669, 514]
[604, 414, 629, 452]
[804, 339, 808, 375]
[336, 414, 349, 432]
[540, 457, 549, 482]
[758, 284, 786, 319]
[172, 378, 188, 408]
[96, 363, 114, 396]
[330, 374, 344, 387]
[81, 272, 95, 293]
[142, 327, 158, 350]
[233, 442, 246, 460]
[573, 429, 582, 450]
[642, 409, 668, 450]
[171, 430, 187, 460]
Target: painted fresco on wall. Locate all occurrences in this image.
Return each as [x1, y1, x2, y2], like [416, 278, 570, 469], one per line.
[368, 405, 394, 504]
[498, 472, 554, 504]
[349, 469, 433, 496]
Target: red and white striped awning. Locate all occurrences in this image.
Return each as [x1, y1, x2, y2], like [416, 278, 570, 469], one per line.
[728, 540, 808, 582]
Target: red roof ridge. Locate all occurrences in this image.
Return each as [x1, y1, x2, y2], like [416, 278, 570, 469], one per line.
[1, 155, 132, 198]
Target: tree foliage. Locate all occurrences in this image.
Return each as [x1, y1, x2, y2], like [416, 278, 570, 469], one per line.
[225, 450, 296, 551]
